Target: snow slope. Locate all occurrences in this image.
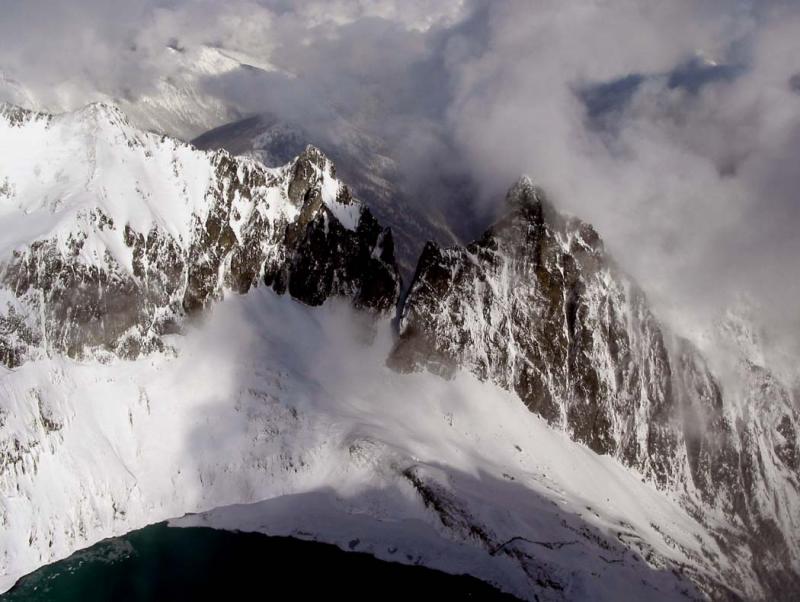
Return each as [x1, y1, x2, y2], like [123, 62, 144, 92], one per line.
[0, 102, 221, 261]
[1, 288, 729, 600]
[0, 101, 356, 264]
[0, 44, 282, 141]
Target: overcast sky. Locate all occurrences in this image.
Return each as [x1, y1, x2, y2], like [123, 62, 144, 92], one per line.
[1, 0, 799, 358]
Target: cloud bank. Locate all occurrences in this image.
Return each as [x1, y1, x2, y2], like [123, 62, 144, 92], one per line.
[1, 0, 799, 357]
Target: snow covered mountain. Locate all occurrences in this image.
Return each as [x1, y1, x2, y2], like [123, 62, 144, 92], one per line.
[0, 103, 798, 600]
[0, 44, 282, 141]
[0, 102, 398, 365]
[391, 178, 800, 598]
[192, 113, 472, 278]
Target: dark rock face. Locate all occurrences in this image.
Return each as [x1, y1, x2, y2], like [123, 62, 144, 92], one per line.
[264, 147, 399, 312]
[392, 178, 674, 463]
[0, 140, 400, 364]
[191, 112, 469, 281]
[390, 177, 800, 599]
[0, 307, 39, 368]
[4, 237, 165, 361]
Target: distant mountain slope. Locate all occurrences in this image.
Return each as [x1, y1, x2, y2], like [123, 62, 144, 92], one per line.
[0, 44, 296, 142]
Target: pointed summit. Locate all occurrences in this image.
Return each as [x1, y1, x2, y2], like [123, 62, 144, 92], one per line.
[297, 144, 335, 176]
[505, 174, 543, 209]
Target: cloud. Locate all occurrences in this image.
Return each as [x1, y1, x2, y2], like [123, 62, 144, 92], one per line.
[440, 1, 800, 354]
[1, 0, 799, 357]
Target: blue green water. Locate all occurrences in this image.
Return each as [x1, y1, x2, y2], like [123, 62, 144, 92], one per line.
[3, 523, 515, 601]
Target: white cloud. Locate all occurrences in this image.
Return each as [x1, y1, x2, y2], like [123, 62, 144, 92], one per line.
[442, 1, 800, 350]
[1, 0, 799, 352]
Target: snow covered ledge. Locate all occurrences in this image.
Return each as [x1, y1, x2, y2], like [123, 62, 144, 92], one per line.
[1, 288, 727, 599]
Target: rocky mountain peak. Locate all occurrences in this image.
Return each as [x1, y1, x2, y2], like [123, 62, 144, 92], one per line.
[286, 144, 343, 211]
[77, 101, 131, 126]
[299, 144, 334, 173]
[1, 100, 798, 599]
[483, 176, 605, 262]
[0, 104, 400, 365]
[390, 177, 800, 597]
[505, 174, 541, 207]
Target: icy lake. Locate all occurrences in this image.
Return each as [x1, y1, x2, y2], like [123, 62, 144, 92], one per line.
[5, 522, 514, 601]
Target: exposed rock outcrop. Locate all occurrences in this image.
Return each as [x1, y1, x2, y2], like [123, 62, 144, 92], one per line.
[0, 105, 399, 365]
[1, 101, 798, 599]
[390, 177, 800, 599]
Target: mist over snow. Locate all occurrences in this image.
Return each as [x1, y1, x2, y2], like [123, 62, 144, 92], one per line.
[2, 0, 799, 361]
[0, 288, 731, 600]
[2, 3, 800, 599]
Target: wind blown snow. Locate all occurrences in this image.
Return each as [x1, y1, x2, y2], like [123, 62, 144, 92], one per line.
[1, 287, 725, 599]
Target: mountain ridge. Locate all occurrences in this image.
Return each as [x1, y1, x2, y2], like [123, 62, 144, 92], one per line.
[0, 102, 399, 364]
[0, 102, 798, 599]
[389, 174, 800, 598]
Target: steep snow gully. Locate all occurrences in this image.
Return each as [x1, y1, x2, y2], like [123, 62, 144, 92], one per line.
[0, 104, 798, 600]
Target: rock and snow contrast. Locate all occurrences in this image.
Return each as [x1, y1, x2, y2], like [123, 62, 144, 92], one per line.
[0, 103, 798, 600]
[0, 102, 398, 364]
[191, 112, 466, 279]
[391, 178, 800, 598]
